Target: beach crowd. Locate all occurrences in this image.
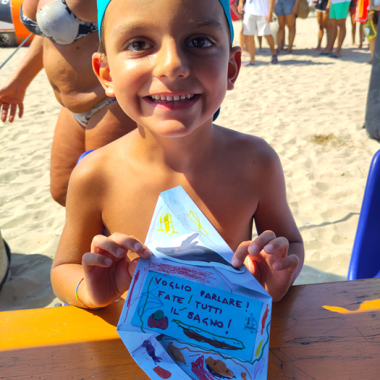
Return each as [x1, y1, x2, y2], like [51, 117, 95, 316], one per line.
[235, 0, 379, 65]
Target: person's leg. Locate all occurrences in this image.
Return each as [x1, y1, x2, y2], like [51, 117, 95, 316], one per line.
[50, 102, 136, 206]
[316, 11, 324, 50]
[265, 34, 277, 55]
[240, 24, 248, 55]
[351, 13, 357, 45]
[324, 17, 338, 52]
[335, 26, 340, 47]
[366, 19, 378, 63]
[335, 18, 347, 55]
[285, 13, 296, 52]
[323, 11, 331, 49]
[257, 15, 276, 61]
[50, 107, 86, 206]
[245, 35, 256, 64]
[242, 14, 255, 64]
[258, 36, 264, 52]
[359, 23, 364, 48]
[277, 16, 286, 52]
[367, 38, 376, 63]
[281, 29, 286, 50]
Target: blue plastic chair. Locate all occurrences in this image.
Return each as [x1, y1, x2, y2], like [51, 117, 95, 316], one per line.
[347, 150, 380, 280]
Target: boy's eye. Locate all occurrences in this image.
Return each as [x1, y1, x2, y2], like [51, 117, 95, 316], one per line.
[127, 40, 152, 51]
[187, 37, 213, 48]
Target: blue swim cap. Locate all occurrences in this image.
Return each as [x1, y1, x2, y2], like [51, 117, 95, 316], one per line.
[97, 0, 234, 43]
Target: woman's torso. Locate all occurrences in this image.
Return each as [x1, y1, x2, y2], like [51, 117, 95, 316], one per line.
[24, 0, 107, 113]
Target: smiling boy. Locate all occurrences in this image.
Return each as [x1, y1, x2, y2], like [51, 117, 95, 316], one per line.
[51, 0, 304, 309]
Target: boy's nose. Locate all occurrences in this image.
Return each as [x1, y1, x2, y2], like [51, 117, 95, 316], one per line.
[153, 39, 190, 80]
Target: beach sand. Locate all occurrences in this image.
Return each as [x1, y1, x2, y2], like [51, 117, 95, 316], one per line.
[1, 16, 379, 311]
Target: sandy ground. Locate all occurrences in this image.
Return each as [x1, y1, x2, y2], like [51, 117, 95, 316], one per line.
[1, 16, 379, 312]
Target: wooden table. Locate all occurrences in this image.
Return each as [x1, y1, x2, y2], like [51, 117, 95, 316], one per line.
[1, 278, 379, 379]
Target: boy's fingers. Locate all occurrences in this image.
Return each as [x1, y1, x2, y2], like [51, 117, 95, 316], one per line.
[231, 241, 251, 267]
[91, 234, 128, 258]
[248, 230, 277, 255]
[263, 237, 289, 255]
[18, 103, 23, 118]
[127, 257, 140, 278]
[82, 252, 113, 270]
[108, 233, 152, 258]
[272, 254, 299, 272]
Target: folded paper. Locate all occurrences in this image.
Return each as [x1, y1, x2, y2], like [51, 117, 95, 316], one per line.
[118, 186, 272, 379]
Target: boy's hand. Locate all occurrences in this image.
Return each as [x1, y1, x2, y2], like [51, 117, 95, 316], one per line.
[231, 231, 299, 302]
[238, 1, 244, 14]
[266, 12, 273, 23]
[81, 233, 151, 307]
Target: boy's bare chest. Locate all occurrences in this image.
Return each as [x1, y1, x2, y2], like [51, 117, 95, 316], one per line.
[102, 172, 258, 252]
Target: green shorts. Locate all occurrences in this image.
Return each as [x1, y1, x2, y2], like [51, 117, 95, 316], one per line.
[330, 2, 350, 19]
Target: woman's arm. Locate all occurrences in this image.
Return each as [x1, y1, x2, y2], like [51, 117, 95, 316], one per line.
[0, 36, 44, 122]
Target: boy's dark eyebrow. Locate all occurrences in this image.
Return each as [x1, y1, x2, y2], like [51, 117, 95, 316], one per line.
[111, 19, 225, 38]
[190, 19, 225, 30]
[112, 24, 148, 37]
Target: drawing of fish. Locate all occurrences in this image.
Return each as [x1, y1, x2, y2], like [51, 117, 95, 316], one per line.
[205, 357, 235, 379]
[168, 342, 186, 364]
[156, 233, 243, 272]
[191, 356, 215, 380]
[153, 366, 172, 379]
[142, 340, 162, 365]
[172, 320, 244, 351]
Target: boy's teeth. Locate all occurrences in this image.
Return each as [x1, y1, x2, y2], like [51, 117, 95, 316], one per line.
[150, 94, 195, 102]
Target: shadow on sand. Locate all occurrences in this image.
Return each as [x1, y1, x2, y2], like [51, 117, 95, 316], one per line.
[0, 252, 57, 311]
[245, 58, 333, 66]
[286, 47, 372, 64]
[244, 46, 370, 66]
[277, 59, 334, 66]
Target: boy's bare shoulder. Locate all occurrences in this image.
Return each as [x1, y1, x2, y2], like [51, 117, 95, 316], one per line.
[217, 126, 280, 169]
[67, 139, 126, 206]
[215, 126, 285, 210]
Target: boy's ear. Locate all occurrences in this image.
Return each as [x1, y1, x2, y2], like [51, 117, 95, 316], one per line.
[92, 52, 115, 97]
[227, 46, 241, 91]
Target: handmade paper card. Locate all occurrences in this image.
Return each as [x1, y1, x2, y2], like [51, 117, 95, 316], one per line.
[117, 186, 272, 380]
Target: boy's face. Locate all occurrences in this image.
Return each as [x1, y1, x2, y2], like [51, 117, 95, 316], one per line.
[94, 0, 241, 138]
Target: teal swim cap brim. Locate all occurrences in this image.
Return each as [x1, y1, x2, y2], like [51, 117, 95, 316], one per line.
[97, 0, 234, 43]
